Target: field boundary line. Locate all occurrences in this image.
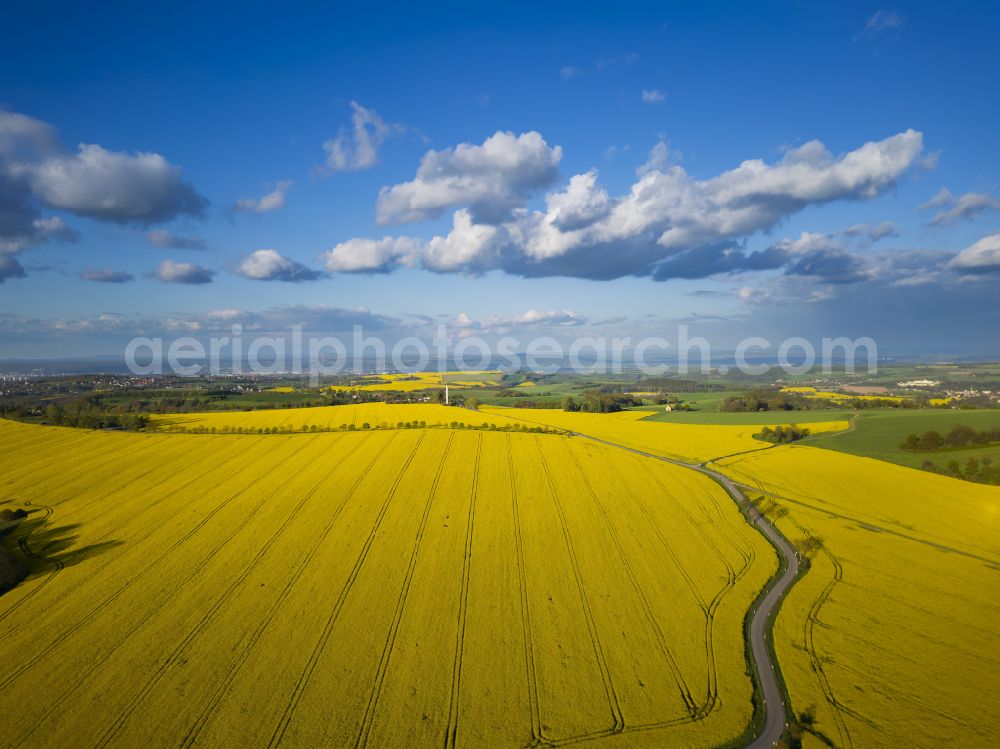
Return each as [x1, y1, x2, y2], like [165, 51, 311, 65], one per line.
[728, 481, 999, 565]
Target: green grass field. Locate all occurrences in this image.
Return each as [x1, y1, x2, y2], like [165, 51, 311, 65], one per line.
[628, 391, 740, 414]
[441, 371, 503, 384]
[99, 390, 323, 408]
[807, 408, 1000, 469]
[638, 408, 850, 426]
[632, 391, 848, 426]
[663, 391, 742, 411]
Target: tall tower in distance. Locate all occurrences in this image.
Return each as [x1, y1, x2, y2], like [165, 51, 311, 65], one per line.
[445, 382, 450, 405]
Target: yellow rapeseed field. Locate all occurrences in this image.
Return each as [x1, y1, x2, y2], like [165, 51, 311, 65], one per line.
[810, 390, 903, 403]
[149, 403, 526, 432]
[779, 386, 914, 404]
[715, 444, 1000, 749]
[0, 414, 775, 748]
[481, 406, 850, 463]
[328, 371, 501, 392]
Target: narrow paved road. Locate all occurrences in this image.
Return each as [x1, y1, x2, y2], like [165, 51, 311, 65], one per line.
[570, 432, 800, 749]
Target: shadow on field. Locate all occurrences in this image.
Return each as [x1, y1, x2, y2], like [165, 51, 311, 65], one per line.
[1, 503, 122, 595]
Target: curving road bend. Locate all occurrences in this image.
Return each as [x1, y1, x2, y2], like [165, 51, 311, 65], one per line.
[568, 432, 800, 749]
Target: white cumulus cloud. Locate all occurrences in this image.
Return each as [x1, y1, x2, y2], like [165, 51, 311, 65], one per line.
[152, 259, 214, 284]
[321, 102, 403, 173]
[80, 268, 134, 283]
[18, 142, 206, 224]
[0, 255, 26, 283]
[919, 187, 1000, 226]
[146, 229, 206, 250]
[235, 249, 322, 282]
[322, 236, 421, 273]
[375, 130, 562, 225]
[948, 232, 1000, 273]
[336, 129, 924, 281]
[235, 180, 292, 213]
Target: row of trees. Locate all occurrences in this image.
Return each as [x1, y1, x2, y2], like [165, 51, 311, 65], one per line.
[0, 508, 29, 593]
[561, 390, 641, 413]
[43, 402, 148, 431]
[754, 425, 811, 444]
[169, 421, 561, 435]
[721, 390, 818, 412]
[721, 388, 928, 413]
[920, 456, 1000, 485]
[901, 424, 1000, 451]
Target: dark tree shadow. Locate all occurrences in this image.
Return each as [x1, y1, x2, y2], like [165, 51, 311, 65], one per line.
[1, 502, 122, 595]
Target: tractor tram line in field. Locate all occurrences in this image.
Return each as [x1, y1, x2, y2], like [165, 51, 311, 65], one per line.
[594, 450, 732, 720]
[1, 430, 147, 497]
[0, 424, 136, 470]
[737, 476, 859, 749]
[91, 433, 370, 748]
[0, 435, 275, 591]
[1, 412, 855, 749]
[484, 433, 745, 749]
[44, 436, 214, 520]
[536, 442, 626, 739]
[533, 425, 802, 749]
[506, 435, 545, 744]
[523, 440, 765, 747]
[4, 427, 191, 506]
[736, 476, 953, 749]
[2, 423, 204, 497]
[0, 436, 297, 665]
[354, 434, 457, 748]
[660, 462, 758, 570]
[560, 444, 700, 721]
[4, 434, 337, 748]
[731, 480, 1000, 566]
[1, 403, 995, 748]
[0, 437, 273, 646]
[177, 431, 400, 748]
[647, 468, 759, 719]
[0, 429, 98, 477]
[267, 432, 428, 748]
[442, 435, 482, 749]
[717, 443, 1000, 749]
[800, 546, 855, 749]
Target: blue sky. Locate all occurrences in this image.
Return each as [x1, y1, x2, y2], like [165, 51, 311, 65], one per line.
[1, 1, 998, 357]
